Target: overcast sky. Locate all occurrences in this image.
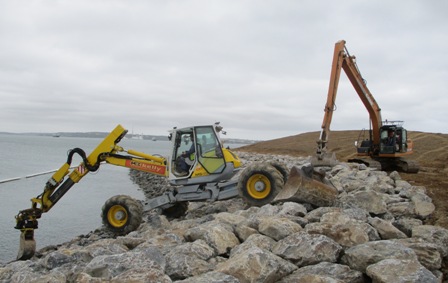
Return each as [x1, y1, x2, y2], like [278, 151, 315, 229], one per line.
[0, 1, 446, 140]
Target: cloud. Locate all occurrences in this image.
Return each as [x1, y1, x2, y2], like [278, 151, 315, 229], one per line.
[0, 1, 447, 140]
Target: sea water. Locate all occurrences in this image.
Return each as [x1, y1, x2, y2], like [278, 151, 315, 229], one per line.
[0, 133, 171, 264]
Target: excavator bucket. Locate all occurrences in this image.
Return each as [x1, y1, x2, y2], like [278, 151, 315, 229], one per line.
[17, 231, 36, 260]
[310, 152, 339, 168]
[274, 165, 338, 207]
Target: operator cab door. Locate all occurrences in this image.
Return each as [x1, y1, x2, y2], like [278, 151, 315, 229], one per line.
[380, 127, 396, 154]
[380, 126, 407, 154]
[172, 128, 197, 177]
[195, 126, 226, 175]
[171, 125, 226, 178]
[397, 128, 408, 153]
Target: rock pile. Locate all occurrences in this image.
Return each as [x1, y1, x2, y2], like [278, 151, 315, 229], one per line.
[1, 152, 447, 282]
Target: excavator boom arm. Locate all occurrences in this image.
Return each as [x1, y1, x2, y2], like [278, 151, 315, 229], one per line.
[340, 45, 382, 144]
[14, 124, 168, 260]
[318, 40, 383, 155]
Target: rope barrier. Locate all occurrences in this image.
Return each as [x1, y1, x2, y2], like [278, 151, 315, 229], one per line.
[0, 167, 76, 184]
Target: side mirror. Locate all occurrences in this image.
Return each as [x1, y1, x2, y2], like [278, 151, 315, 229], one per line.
[354, 141, 358, 147]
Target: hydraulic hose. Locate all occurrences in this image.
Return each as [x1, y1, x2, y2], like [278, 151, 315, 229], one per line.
[66, 148, 101, 172]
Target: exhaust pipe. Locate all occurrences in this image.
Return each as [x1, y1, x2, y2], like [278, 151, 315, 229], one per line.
[274, 165, 338, 207]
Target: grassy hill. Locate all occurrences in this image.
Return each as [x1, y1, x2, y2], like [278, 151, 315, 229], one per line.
[236, 130, 448, 228]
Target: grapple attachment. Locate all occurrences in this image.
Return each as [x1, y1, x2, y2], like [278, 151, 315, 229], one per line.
[274, 165, 338, 207]
[17, 230, 36, 260]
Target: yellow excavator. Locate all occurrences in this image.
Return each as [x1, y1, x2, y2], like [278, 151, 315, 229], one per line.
[14, 123, 288, 260]
[313, 40, 419, 173]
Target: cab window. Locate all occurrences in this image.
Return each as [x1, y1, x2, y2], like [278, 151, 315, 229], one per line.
[195, 126, 225, 174]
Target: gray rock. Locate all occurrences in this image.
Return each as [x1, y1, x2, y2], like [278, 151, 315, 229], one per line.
[394, 238, 442, 270]
[399, 185, 427, 198]
[366, 259, 438, 283]
[305, 211, 380, 247]
[387, 201, 416, 218]
[272, 231, 342, 267]
[412, 225, 448, 257]
[0, 261, 37, 283]
[412, 195, 435, 219]
[216, 246, 297, 283]
[230, 233, 276, 257]
[305, 207, 342, 223]
[305, 220, 378, 248]
[83, 247, 165, 280]
[389, 170, 401, 181]
[278, 262, 364, 283]
[395, 179, 413, 190]
[84, 238, 130, 258]
[110, 267, 172, 283]
[174, 271, 239, 283]
[214, 211, 247, 226]
[11, 270, 67, 283]
[184, 221, 240, 255]
[258, 216, 303, 240]
[165, 240, 215, 280]
[368, 217, 407, 239]
[338, 190, 388, 215]
[279, 274, 344, 283]
[278, 201, 308, 217]
[233, 223, 259, 241]
[42, 250, 74, 270]
[393, 217, 423, 237]
[139, 232, 184, 253]
[341, 240, 418, 272]
[341, 208, 370, 222]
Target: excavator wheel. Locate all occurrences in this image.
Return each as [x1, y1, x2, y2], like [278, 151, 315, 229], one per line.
[268, 161, 289, 183]
[102, 195, 143, 235]
[237, 163, 284, 207]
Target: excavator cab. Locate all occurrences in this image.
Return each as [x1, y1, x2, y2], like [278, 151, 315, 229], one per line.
[379, 125, 408, 155]
[169, 124, 241, 185]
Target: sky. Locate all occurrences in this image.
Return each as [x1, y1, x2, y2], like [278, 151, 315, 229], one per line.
[0, 1, 447, 140]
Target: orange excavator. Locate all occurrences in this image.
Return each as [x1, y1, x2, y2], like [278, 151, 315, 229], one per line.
[313, 40, 419, 173]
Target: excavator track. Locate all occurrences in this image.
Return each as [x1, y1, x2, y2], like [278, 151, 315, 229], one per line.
[349, 157, 419, 173]
[396, 158, 420, 173]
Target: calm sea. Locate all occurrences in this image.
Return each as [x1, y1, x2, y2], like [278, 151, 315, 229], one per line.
[0, 133, 171, 264]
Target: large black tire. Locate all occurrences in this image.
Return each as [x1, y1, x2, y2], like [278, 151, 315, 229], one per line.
[102, 195, 143, 235]
[269, 161, 289, 184]
[237, 163, 284, 207]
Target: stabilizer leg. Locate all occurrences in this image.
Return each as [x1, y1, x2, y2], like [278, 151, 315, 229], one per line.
[17, 230, 36, 260]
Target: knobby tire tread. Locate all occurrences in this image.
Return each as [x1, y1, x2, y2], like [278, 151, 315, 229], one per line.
[237, 163, 284, 207]
[101, 194, 143, 235]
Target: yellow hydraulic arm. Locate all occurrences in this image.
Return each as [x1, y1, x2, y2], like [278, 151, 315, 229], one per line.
[15, 124, 167, 260]
[317, 40, 382, 159]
